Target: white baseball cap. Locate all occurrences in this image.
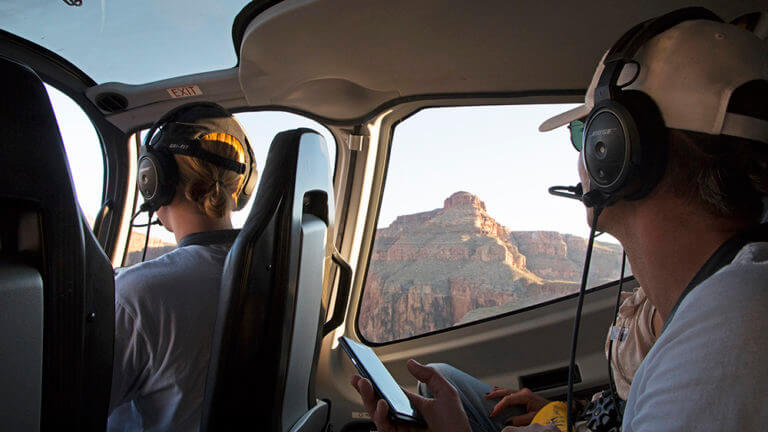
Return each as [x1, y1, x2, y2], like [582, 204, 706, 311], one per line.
[539, 18, 768, 145]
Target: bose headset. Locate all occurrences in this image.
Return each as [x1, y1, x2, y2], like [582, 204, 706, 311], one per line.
[132, 102, 256, 262]
[137, 101, 257, 212]
[579, 7, 725, 208]
[556, 7, 727, 430]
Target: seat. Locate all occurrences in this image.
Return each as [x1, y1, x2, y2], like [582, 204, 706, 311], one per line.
[202, 128, 337, 431]
[0, 57, 114, 431]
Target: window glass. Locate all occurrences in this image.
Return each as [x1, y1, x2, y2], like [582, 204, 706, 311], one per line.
[359, 105, 629, 344]
[2, 1, 249, 85]
[45, 84, 104, 228]
[123, 111, 336, 267]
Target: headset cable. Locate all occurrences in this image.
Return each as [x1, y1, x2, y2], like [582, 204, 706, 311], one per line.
[567, 206, 602, 429]
[129, 203, 160, 263]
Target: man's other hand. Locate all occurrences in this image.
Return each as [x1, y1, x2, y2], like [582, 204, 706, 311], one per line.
[350, 359, 472, 432]
[485, 387, 550, 426]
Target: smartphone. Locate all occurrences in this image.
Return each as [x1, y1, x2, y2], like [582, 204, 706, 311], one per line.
[340, 336, 427, 427]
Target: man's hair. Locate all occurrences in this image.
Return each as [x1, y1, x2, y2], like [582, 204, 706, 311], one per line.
[663, 80, 768, 221]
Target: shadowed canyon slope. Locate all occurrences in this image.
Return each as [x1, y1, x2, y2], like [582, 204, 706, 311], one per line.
[360, 192, 624, 342]
[123, 232, 176, 267]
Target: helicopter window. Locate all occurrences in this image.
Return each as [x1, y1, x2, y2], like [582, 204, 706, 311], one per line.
[358, 104, 629, 344]
[45, 84, 105, 229]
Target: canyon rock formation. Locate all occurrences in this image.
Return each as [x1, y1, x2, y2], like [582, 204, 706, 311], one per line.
[360, 192, 624, 342]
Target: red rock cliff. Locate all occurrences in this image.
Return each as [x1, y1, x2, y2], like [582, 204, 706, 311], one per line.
[360, 192, 624, 342]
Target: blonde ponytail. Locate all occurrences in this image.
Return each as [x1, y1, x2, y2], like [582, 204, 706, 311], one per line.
[174, 132, 247, 219]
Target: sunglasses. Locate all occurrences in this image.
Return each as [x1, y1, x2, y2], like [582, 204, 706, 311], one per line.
[568, 120, 585, 152]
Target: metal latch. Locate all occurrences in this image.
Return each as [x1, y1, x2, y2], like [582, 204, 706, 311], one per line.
[347, 133, 368, 151]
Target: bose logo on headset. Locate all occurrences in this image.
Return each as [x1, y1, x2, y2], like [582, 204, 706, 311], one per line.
[589, 128, 618, 138]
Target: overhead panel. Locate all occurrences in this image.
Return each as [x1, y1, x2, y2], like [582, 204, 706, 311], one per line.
[237, 0, 759, 121]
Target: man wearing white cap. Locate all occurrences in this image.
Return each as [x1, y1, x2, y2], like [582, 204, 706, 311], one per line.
[538, 7, 768, 431]
[351, 7, 768, 432]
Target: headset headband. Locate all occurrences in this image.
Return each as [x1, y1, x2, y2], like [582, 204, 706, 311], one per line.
[148, 119, 247, 174]
[158, 138, 246, 174]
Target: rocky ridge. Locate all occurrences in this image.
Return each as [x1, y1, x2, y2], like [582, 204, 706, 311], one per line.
[360, 192, 623, 342]
[123, 231, 176, 267]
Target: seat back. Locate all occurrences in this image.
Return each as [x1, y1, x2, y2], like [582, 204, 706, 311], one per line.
[0, 56, 114, 431]
[202, 128, 335, 431]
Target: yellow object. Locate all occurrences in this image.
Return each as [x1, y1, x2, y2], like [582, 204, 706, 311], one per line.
[531, 401, 569, 432]
[200, 132, 244, 156]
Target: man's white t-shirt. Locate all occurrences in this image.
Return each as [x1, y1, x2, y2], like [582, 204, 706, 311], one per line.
[623, 242, 768, 431]
[107, 231, 235, 432]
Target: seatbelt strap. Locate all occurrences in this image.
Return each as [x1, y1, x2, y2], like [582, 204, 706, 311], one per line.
[661, 223, 768, 334]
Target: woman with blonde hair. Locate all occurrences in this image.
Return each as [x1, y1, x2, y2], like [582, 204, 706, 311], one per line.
[108, 103, 256, 432]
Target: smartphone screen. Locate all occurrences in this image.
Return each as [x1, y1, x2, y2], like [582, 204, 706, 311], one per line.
[340, 337, 418, 419]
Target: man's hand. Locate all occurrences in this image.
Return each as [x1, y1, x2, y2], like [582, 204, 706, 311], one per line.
[350, 359, 472, 432]
[485, 387, 550, 426]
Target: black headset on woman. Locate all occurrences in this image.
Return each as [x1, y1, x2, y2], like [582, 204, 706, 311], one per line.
[131, 102, 257, 262]
[136, 102, 257, 212]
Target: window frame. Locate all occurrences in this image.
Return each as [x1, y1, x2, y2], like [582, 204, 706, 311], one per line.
[354, 104, 631, 346]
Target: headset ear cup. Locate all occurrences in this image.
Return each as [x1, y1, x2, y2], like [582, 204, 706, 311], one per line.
[583, 101, 638, 195]
[617, 91, 668, 200]
[583, 93, 667, 201]
[234, 137, 257, 211]
[137, 150, 178, 210]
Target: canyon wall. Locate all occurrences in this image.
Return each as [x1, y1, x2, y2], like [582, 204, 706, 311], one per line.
[360, 192, 624, 342]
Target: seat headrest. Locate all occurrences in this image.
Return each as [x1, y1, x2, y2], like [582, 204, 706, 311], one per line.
[0, 56, 78, 211]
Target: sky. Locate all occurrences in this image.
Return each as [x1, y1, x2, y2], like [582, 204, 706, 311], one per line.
[378, 104, 599, 239]
[47, 85, 104, 220]
[1, 0, 249, 84]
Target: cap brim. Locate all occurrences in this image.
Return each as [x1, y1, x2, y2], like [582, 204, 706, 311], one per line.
[538, 104, 591, 132]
